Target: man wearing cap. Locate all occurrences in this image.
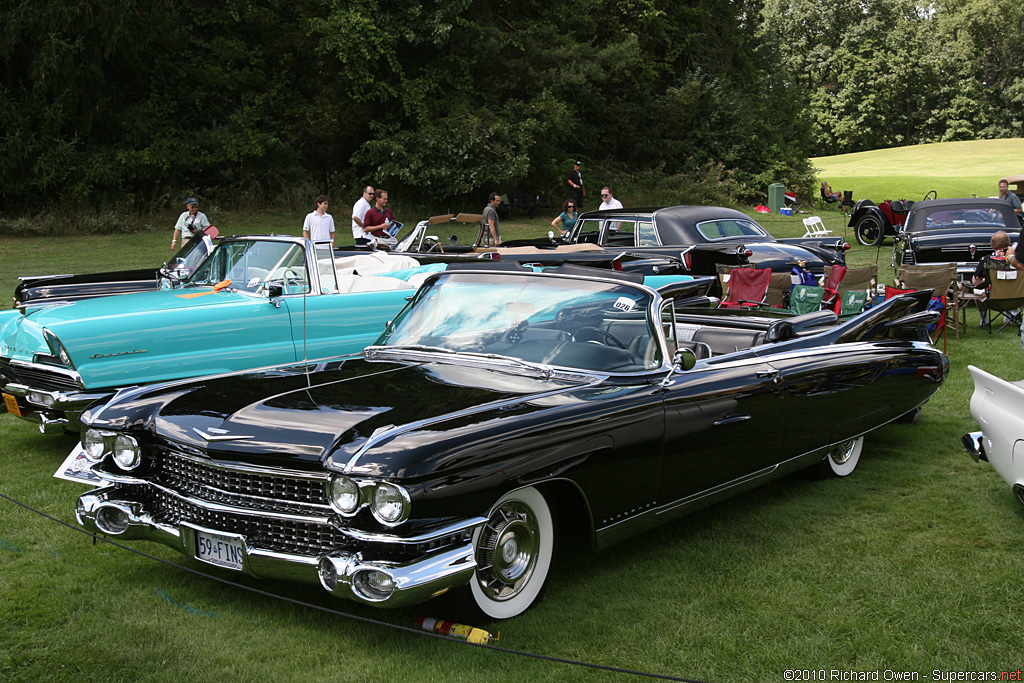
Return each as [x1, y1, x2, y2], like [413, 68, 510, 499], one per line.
[171, 197, 211, 250]
[566, 160, 585, 210]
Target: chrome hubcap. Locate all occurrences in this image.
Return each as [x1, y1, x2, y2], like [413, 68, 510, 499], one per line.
[476, 501, 538, 600]
[830, 439, 856, 465]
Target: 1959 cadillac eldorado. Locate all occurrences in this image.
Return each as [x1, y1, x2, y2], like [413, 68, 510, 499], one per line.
[69, 267, 947, 620]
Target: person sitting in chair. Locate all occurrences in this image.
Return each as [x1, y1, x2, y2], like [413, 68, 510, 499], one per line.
[972, 231, 1012, 289]
[820, 181, 841, 204]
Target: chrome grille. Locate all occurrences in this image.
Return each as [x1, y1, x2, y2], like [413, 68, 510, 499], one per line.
[147, 487, 344, 556]
[0, 359, 80, 392]
[158, 451, 330, 516]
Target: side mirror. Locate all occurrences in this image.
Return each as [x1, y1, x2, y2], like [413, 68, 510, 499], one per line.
[267, 282, 284, 299]
[448, 234, 458, 245]
[547, 230, 555, 240]
[672, 348, 697, 371]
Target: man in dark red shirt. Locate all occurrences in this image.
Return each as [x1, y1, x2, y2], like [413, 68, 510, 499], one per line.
[362, 189, 395, 245]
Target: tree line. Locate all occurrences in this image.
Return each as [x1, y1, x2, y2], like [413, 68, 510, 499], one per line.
[1, 0, 1020, 219]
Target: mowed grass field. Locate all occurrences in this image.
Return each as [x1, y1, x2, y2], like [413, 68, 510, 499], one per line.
[2, 145, 1024, 682]
[811, 138, 1024, 202]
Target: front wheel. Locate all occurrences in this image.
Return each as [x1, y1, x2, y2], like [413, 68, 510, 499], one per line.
[808, 436, 865, 479]
[467, 486, 554, 620]
[855, 215, 884, 246]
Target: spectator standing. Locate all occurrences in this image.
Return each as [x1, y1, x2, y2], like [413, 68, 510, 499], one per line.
[363, 189, 396, 244]
[998, 179, 1022, 215]
[551, 199, 579, 237]
[302, 195, 335, 245]
[566, 160, 585, 210]
[171, 197, 210, 251]
[351, 185, 375, 241]
[598, 187, 623, 210]
[482, 192, 502, 246]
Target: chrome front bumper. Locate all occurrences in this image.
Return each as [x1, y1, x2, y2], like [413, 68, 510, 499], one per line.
[75, 487, 481, 609]
[2, 382, 113, 433]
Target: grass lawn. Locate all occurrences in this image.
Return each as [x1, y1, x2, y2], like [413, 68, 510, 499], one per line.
[811, 138, 1024, 203]
[2, 186, 1024, 681]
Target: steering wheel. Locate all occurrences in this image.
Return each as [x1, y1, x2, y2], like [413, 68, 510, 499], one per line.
[505, 320, 529, 344]
[923, 190, 938, 201]
[573, 326, 626, 348]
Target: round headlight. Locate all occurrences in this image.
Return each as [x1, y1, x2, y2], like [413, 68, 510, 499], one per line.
[112, 434, 141, 471]
[372, 483, 410, 525]
[82, 429, 107, 462]
[329, 475, 360, 514]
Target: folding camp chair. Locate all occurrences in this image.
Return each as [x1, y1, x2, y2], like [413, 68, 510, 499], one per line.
[790, 285, 826, 315]
[821, 264, 846, 313]
[897, 263, 960, 340]
[764, 271, 793, 309]
[802, 216, 833, 237]
[839, 291, 868, 316]
[719, 267, 771, 309]
[981, 267, 1024, 333]
[784, 191, 803, 214]
[831, 264, 877, 309]
[840, 191, 855, 215]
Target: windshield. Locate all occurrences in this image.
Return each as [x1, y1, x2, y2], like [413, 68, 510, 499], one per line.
[377, 273, 662, 373]
[188, 240, 310, 294]
[696, 219, 767, 241]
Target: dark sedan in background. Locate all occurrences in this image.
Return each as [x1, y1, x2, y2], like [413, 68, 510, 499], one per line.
[504, 205, 849, 287]
[892, 198, 1022, 278]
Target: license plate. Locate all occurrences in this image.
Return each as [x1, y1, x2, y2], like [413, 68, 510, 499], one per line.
[2, 392, 20, 417]
[195, 530, 245, 571]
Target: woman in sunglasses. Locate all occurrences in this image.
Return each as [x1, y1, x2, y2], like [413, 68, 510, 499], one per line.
[551, 199, 579, 237]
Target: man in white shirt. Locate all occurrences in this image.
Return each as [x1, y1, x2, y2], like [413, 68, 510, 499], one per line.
[599, 187, 623, 211]
[351, 185, 375, 241]
[302, 195, 335, 244]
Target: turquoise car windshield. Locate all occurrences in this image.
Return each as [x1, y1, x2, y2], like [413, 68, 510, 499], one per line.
[378, 272, 661, 373]
[189, 240, 310, 294]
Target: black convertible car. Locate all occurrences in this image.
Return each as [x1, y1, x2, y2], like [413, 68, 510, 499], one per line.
[70, 266, 946, 620]
[892, 197, 1023, 277]
[504, 205, 849, 285]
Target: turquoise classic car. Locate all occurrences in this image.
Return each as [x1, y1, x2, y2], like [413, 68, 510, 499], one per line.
[0, 236, 436, 434]
[2, 235, 700, 435]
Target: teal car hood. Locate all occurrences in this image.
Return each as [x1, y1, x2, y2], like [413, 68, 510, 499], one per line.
[1, 285, 411, 390]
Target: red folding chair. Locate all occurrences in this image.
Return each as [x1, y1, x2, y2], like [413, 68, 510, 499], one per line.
[719, 268, 772, 309]
[822, 265, 846, 313]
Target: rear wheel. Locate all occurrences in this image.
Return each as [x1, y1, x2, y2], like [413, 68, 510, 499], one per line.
[854, 215, 884, 246]
[809, 436, 865, 478]
[467, 486, 554, 620]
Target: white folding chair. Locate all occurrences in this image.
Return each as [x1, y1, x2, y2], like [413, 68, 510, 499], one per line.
[802, 216, 833, 237]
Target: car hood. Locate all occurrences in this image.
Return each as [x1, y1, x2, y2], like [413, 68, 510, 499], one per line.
[1, 287, 290, 388]
[103, 358, 611, 475]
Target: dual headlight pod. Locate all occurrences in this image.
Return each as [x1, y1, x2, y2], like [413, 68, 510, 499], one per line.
[82, 428, 142, 471]
[329, 475, 410, 526]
